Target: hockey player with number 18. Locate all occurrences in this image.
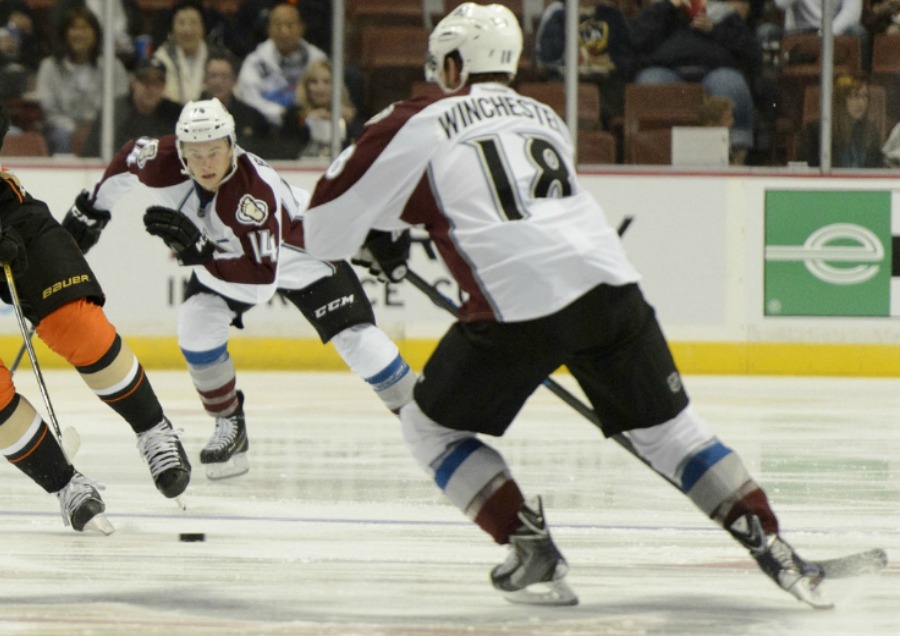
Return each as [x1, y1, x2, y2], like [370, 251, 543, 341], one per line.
[302, 2, 870, 609]
[64, 98, 416, 480]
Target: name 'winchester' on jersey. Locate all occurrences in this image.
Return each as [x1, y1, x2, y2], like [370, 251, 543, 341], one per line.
[436, 90, 563, 140]
[306, 82, 641, 324]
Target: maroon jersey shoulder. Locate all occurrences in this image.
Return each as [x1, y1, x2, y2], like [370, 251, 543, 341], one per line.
[309, 96, 446, 208]
[102, 134, 188, 190]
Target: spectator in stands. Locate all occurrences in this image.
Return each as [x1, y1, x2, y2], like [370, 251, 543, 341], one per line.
[153, 0, 216, 104]
[150, 0, 234, 53]
[864, 0, 900, 36]
[698, 94, 735, 127]
[697, 94, 748, 164]
[631, 0, 761, 160]
[535, 0, 634, 129]
[199, 50, 277, 158]
[775, 0, 865, 35]
[281, 58, 363, 159]
[235, 3, 327, 127]
[51, 0, 144, 67]
[232, 0, 331, 60]
[37, 7, 129, 155]
[800, 74, 882, 168]
[0, 24, 31, 100]
[773, 0, 869, 69]
[80, 57, 181, 158]
[0, 0, 42, 71]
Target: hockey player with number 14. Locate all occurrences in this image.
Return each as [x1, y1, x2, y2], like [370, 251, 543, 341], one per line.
[63, 98, 416, 480]
[304, 3, 885, 608]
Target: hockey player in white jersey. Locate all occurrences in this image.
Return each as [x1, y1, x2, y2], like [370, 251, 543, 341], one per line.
[303, 3, 844, 608]
[62, 98, 416, 480]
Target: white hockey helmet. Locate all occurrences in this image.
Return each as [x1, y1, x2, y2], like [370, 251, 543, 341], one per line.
[425, 3, 523, 94]
[175, 97, 238, 177]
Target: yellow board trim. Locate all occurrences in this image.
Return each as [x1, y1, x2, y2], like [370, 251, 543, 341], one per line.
[2, 336, 898, 376]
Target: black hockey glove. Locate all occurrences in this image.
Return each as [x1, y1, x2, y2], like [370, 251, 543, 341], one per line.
[143, 206, 216, 266]
[0, 225, 27, 277]
[351, 230, 411, 283]
[62, 190, 112, 254]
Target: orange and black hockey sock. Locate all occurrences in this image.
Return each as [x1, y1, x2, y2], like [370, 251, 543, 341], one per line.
[77, 334, 163, 433]
[0, 393, 73, 493]
[37, 299, 163, 434]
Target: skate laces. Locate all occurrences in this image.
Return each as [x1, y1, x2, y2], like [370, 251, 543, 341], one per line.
[57, 472, 104, 527]
[498, 498, 555, 580]
[207, 413, 241, 451]
[137, 420, 185, 478]
[513, 498, 549, 541]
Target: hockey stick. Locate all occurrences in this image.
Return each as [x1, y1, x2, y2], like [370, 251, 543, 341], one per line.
[405, 273, 892, 582]
[2, 263, 81, 460]
[403, 268, 675, 486]
[9, 324, 34, 374]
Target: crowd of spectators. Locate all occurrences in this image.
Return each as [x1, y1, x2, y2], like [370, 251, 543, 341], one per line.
[1, 0, 898, 167]
[531, 0, 900, 167]
[1, 0, 349, 160]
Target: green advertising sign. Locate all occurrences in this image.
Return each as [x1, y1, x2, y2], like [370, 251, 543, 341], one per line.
[764, 190, 892, 317]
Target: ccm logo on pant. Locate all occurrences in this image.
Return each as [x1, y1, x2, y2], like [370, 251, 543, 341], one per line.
[42, 275, 91, 299]
[314, 295, 355, 318]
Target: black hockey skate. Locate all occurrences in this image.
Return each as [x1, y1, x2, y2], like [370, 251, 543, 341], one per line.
[56, 471, 114, 535]
[730, 514, 830, 609]
[200, 391, 249, 480]
[137, 417, 191, 503]
[490, 497, 578, 606]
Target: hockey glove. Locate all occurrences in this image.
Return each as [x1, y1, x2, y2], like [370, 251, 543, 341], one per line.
[351, 230, 411, 283]
[0, 225, 27, 277]
[143, 206, 216, 265]
[62, 190, 112, 254]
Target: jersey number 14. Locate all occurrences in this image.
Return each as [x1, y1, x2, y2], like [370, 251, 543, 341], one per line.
[248, 229, 277, 263]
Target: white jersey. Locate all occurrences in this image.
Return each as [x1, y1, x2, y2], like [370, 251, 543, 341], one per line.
[304, 82, 640, 323]
[89, 135, 328, 305]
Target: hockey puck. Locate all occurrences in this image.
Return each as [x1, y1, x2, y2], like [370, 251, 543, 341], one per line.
[179, 533, 206, 542]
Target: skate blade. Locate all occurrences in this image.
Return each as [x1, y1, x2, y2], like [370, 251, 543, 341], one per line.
[203, 452, 249, 480]
[83, 513, 115, 536]
[501, 578, 579, 607]
[790, 576, 833, 610]
[174, 495, 187, 511]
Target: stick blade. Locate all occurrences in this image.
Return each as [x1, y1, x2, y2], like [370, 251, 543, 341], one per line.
[61, 427, 81, 461]
[818, 548, 888, 579]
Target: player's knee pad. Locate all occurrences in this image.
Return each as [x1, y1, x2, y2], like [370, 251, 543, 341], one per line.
[36, 299, 116, 367]
[400, 399, 512, 515]
[177, 293, 234, 355]
[282, 261, 375, 343]
[625, 405, 715, 480]
[400, 400, 474, 470]
[332, 324, 414, 411]
[627, 405, 753, 518]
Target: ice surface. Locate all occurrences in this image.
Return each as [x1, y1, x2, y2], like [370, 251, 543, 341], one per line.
[0, 371, 897, 635]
